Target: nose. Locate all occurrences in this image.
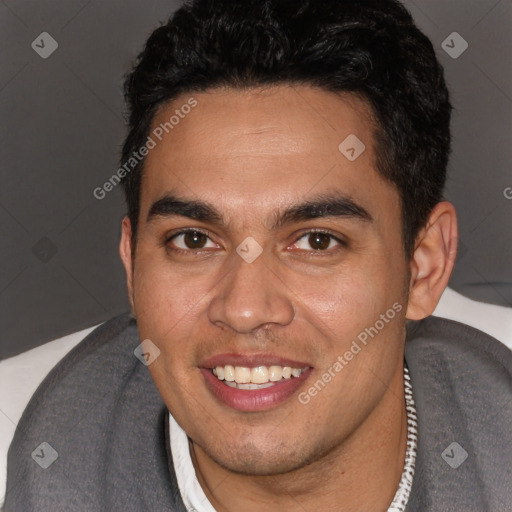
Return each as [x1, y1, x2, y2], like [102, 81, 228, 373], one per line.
[207, 251, 295, 334]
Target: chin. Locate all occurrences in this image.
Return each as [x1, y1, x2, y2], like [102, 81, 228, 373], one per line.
[222, 457, 301, 477]
[206, 440, 313, 476]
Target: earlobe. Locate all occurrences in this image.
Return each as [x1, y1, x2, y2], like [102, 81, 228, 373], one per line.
[406, 201, 458, 320]
[119, 216, 136, 316]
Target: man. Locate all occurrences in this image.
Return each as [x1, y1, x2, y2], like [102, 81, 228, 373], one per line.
[4, 0, 512, 511]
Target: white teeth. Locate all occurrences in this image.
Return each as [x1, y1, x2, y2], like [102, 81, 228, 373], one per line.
[291, 368, 301, 378]
[282, 367, 292, 379]
[225, 381, 276, 390]
[234, 366, 251, 383]
[224, 365, 235, 382]
[268, 365, 282, 381]
[212, 364, 307, 385]
[251, 366, 269, 384]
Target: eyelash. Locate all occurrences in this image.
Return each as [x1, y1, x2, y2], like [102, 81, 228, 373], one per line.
[163, 228, 347, 255]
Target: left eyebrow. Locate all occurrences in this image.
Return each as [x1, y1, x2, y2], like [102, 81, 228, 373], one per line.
[270, 194, 373, 229]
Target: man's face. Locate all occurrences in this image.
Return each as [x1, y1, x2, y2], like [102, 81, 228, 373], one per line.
[124, 85, 410, 475]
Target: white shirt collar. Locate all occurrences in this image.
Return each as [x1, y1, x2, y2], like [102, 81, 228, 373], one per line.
[169, 363, 417, 512]
[168, 413, 217, 512]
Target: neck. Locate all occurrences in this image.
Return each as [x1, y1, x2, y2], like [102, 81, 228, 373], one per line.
[191, 361, 408, 512]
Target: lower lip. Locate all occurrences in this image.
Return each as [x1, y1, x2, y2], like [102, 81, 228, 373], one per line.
[201, 368, 312, 412]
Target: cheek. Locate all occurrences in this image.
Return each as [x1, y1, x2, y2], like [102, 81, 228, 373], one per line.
[131, 262, 200, 369]
[294, 256, 407, 377]
[132, 260, 205, 400]
[133, 251, 209, 325]
[297, 262, 395, 334]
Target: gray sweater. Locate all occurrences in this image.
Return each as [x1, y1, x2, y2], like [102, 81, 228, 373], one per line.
[4, 314, 512, 511]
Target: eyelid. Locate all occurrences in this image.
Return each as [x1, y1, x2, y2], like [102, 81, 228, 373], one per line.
[165, 227, 213, 241]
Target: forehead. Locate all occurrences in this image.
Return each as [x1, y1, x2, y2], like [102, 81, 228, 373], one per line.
[139, 84, 398, 225]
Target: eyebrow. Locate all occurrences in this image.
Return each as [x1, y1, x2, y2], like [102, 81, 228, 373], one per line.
[146, 193, 373, 228]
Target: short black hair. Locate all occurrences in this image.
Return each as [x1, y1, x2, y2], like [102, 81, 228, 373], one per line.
[121, 0, 452, 259]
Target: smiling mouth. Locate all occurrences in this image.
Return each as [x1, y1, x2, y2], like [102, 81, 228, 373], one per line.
[211, 364, 309, 390]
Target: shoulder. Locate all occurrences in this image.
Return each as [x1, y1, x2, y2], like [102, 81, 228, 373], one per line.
[10, 312, 140, 427]
[405, 314, 512, 510]
[408, 287, 512, 398]
[406, 312, 512, 386]
[0, 313, 137, 509]
[2, 313, 174, 511]
[406, 314, 512, 419]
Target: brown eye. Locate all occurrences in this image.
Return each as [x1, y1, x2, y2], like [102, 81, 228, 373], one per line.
[293, 232, 343, 251]
[183, 231, 208, 249]
[308, 233, 331, 250]
[168, 230, 217, 251]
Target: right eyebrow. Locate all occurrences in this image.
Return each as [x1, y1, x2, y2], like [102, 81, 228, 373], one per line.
[146, 195, 224, 225]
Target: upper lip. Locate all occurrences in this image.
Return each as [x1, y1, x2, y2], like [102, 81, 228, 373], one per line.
[200, 353, 312, 369]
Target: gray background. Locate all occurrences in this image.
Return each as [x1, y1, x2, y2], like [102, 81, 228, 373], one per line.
[1, 0, 511, 360]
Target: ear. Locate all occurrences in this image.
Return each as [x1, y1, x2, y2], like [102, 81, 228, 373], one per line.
[406, 201, 458, 320]
[119, 216, 136, 316]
